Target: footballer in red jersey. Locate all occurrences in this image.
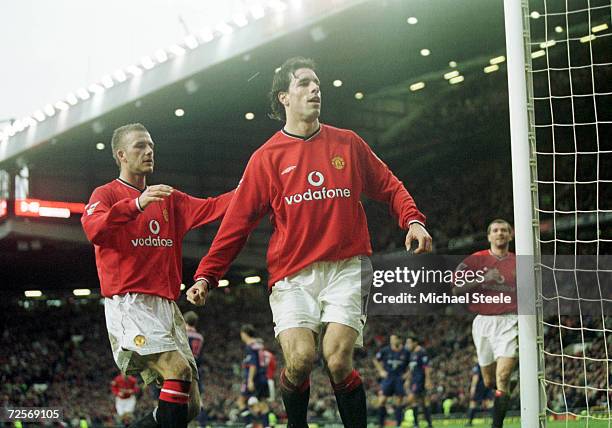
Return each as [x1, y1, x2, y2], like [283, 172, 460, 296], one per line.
[187, 57, 432, 428]
[454, 219, 517, 428]
[82, 123, 233, 428]
[111, 373, 139, 423]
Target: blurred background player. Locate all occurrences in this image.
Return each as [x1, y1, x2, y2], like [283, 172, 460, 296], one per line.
[111, 373, 140, 426]
[183, 311, 208, 428]
[239, 324, 272, 427]
[406, 336, 433, 428]
[465, 358, 494, 427]
[454, 219, 517, 428]
[81, 123, 233, 428]
[263, 346, 278, 403]
[188, 56, 431, 428]
[373, 334, 410, 427]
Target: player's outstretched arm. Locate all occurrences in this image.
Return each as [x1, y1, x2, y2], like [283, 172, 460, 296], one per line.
[405, 222, 433, 254]
[186, 279, 209, 306]
[372, 358, 388, 379]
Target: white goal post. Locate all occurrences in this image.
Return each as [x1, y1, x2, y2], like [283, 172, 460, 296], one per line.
[505, 1, 546, 426]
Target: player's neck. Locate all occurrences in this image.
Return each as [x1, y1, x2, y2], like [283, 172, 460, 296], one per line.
[490, 245, 509, 257]
[119, 171, 146, 190]
[284, 118, 320, 138]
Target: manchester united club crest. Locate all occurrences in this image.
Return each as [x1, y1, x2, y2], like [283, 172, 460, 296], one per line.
[162, 208, 169, 222]
[133, 335, 146, 347]
[331, 156, 345, 170]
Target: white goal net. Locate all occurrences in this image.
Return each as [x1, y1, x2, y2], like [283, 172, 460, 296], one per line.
[524, 0, 612, 424]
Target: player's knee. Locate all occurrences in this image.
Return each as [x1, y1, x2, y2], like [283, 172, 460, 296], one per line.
[324, 351, 352, 379]
[286, 348, 315, 381]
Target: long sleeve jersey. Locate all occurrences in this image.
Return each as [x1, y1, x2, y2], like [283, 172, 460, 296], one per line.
[195, 124, 425, 288]
[82, 178, 233, 300]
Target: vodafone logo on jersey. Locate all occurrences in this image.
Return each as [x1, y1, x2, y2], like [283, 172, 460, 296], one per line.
[131, 219, 174, 248]
[307, 171, 324, 186]
[284, 171, 351, 205]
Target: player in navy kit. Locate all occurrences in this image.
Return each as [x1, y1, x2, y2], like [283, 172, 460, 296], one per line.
[373, 334, 410, 427]
[406, 336, 433, 428]
[466, 361, 493, 426]
[240, 324, 271, 427]
[183, 311, 208, 427]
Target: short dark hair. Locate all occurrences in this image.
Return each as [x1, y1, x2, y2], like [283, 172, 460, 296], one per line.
[240, 324, 257, 338]
[183, 311, 199, 327]
[487, 218, 513, 235]
[111, 123, 148, 168]
[406, 334, 420, 344]
[268, 57, 317, 121]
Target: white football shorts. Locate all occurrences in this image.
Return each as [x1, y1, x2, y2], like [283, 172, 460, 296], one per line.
[115, 395, 137, 416]
[104, 293, 197, 385]
[269, 255, 373, 347]
[472, 314, 519, 367]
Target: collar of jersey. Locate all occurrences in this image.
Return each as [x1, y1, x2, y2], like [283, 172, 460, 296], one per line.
[488, 249, 509, 260]
[116, 178, 145, 193]
[281, 125, 322, 142]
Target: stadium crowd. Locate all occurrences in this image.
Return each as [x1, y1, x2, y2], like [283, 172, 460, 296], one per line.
[3, 287, 609, 426]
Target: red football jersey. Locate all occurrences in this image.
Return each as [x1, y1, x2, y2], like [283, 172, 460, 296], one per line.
[111, 374, 139, 398]
[195, 124, 425, 288]
[456, 249, 517, 315]
[82, 179, 233, 300]
[264, 349, 277, 380]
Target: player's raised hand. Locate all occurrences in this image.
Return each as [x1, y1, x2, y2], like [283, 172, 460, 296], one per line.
[138, 184, 174, 209]
[187, 280, 209, 306]
[405, 222, 433, 254]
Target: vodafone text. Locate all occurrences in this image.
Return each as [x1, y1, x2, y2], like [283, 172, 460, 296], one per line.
[131, 236, 174, 247]
[284, 187, 351, 205]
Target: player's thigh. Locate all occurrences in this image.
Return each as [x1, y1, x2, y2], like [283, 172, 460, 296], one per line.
[278, 327, 317, 370]
[321, 322, 358, 363]
[147, 350, 192, 380]
[393, 377, 407, 398]
[495, 357, 517, 383]
[380, 378, 394, 398]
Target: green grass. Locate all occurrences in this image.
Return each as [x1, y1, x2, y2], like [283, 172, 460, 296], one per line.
[407, 417, 612, 428]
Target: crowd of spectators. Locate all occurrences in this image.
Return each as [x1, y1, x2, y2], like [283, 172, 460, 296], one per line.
[2, 286, 609, 427]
